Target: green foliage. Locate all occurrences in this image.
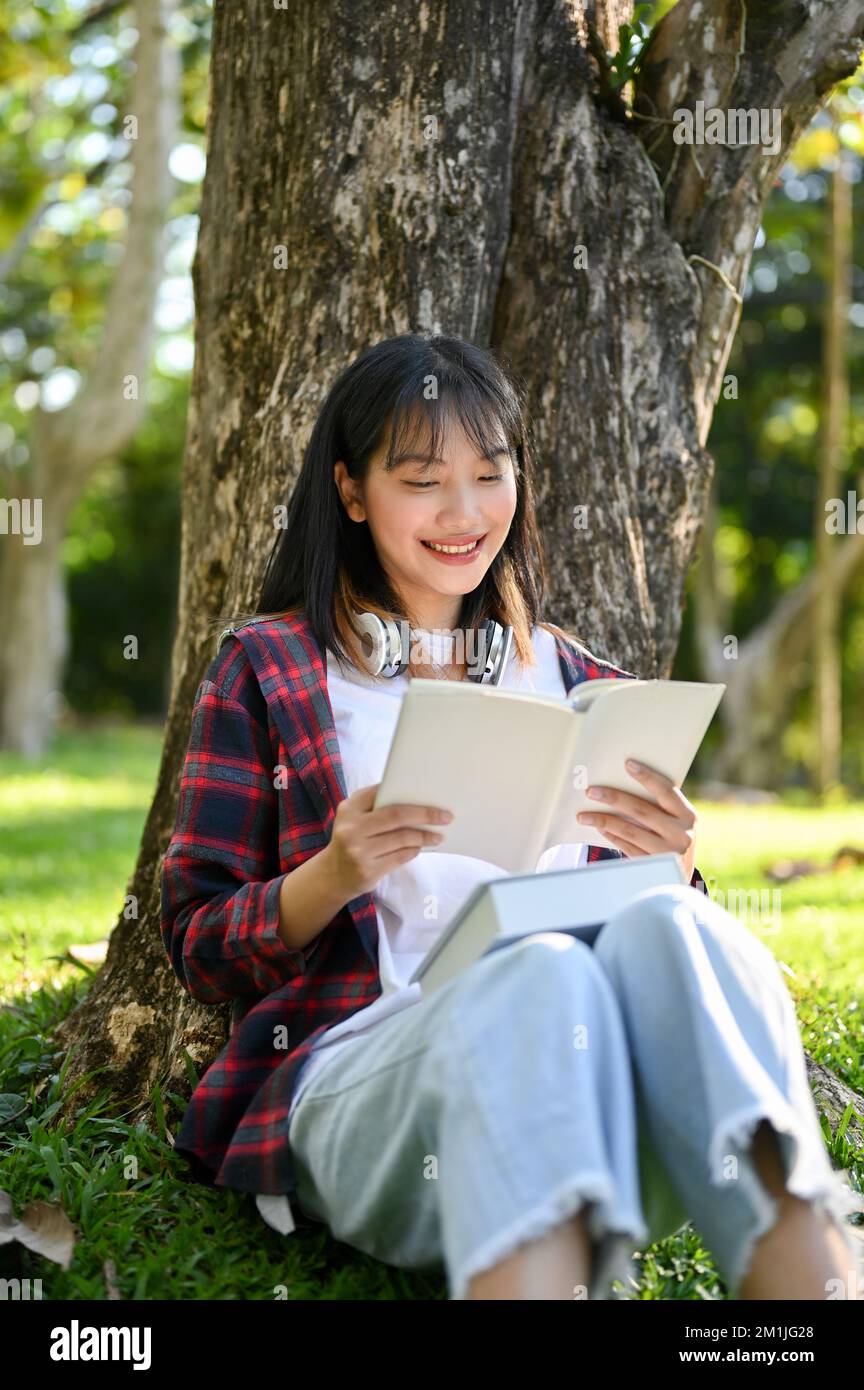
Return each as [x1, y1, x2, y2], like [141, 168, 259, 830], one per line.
[678, 77, 864, 788]
[586, 2, 655, 118]
[0, 2, 209, 713]
[607, 4, 654, 91]
[63, 381, 184, 714]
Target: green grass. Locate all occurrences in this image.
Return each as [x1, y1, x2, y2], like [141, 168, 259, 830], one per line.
[0, 724, 161, 998]
[0, 726, 862, 1299]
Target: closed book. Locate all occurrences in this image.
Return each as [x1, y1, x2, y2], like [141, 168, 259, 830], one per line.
[409, 851, 687, 996]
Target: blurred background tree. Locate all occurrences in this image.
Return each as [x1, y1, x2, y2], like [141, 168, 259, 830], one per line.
[0, 0, 211, 749]
[682, 76, 864, 793]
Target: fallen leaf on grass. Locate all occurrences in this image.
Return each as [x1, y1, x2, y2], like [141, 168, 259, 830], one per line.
[766, 845, 864, 883]
[0, 1189, 76, 1269]
[66, 940, 110, 966]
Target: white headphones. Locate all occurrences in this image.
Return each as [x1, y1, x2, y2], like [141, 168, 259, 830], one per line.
[353, 611, 514, 685]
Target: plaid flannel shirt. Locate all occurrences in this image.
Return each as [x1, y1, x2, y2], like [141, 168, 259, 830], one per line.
[161, 611, 709, 1197]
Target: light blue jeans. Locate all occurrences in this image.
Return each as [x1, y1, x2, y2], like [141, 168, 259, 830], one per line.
[285, 885, 862, 1300]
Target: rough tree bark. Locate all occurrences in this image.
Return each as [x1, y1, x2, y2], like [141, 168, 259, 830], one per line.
[0, 0, 179, 756]
[53, 0, 864, 1136]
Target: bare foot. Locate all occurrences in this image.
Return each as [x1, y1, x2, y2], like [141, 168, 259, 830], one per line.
[737, 1121, 858, 1300]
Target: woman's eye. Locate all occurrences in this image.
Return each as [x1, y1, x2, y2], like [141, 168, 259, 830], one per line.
[404, 474, 505, 489]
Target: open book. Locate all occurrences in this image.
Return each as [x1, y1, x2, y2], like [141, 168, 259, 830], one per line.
[374, 675, 725, 873]
[409, 853, 687, 995]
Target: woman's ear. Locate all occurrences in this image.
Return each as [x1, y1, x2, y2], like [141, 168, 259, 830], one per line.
[333, 459, 366, 523]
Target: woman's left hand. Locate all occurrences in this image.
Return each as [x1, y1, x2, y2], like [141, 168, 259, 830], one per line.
[576, 758, 697, 882]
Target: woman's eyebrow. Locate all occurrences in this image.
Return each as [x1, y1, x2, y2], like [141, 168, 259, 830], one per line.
[388, 454, 446, 472]
[388, 446, 511, 472]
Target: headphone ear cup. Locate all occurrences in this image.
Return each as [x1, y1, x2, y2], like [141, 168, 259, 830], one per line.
[353, 612, 409, 678]
[467, 620, 514, 685]
[489, 623, 515, 685]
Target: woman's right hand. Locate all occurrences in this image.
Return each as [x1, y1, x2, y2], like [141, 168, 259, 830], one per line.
[322, 782, 453, 899]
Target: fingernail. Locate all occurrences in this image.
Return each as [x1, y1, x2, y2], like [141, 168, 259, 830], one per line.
[626, 759, 641, 773]
[587, 787, 603, 799]
[577, 813, 594, 824]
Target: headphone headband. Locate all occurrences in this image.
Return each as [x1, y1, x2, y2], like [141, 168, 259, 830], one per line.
[353, 612, 513, 685]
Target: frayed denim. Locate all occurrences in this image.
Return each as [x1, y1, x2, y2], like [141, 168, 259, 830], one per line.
[284, 885, 862, 1300]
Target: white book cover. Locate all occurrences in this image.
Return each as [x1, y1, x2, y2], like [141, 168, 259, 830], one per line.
[410, 852, 687, 996]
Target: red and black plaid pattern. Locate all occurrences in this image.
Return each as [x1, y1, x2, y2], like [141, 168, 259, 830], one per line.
[161, 613, 709, 1195]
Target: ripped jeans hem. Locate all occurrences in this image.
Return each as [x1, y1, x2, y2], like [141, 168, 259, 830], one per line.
[448, 1170, 648, 1301]
[709, 1104, 863, 1297]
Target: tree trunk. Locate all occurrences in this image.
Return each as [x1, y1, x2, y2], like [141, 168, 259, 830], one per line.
[0, 509, 68, 758]
[0, 0, 179, 756]
[694, 473, 864, 788]
[54, 0, 864, 1134]
[814, 138, 851, 797]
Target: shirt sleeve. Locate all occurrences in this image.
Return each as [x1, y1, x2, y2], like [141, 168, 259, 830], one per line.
[160, 674, 312, 1005]
[535, 842, 589, 873]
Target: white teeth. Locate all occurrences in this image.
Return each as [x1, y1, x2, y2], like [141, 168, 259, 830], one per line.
[423, 539, 480, 554]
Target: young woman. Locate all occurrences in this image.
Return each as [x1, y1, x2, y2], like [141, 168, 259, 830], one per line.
[161, 333, 861, 1301]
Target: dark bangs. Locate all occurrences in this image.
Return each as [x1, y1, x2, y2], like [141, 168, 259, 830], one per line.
[221, 334, 554, 671]
[377, 363, 524, 482]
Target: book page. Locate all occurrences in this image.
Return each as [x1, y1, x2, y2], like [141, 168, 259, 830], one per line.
[546, 680, 725, 852]
[374, 680, 580, 872]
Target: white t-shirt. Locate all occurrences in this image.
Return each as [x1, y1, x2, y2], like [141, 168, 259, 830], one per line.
[284, 622, 588, 1115]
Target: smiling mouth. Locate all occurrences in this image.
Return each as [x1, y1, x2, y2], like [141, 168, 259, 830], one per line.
[420, 536, 485, 554]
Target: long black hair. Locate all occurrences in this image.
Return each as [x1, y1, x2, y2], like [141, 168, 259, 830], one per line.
[227, 333, 582, 670]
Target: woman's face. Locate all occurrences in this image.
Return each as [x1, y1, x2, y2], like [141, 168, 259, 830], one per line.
[334, 414, 518, 628]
